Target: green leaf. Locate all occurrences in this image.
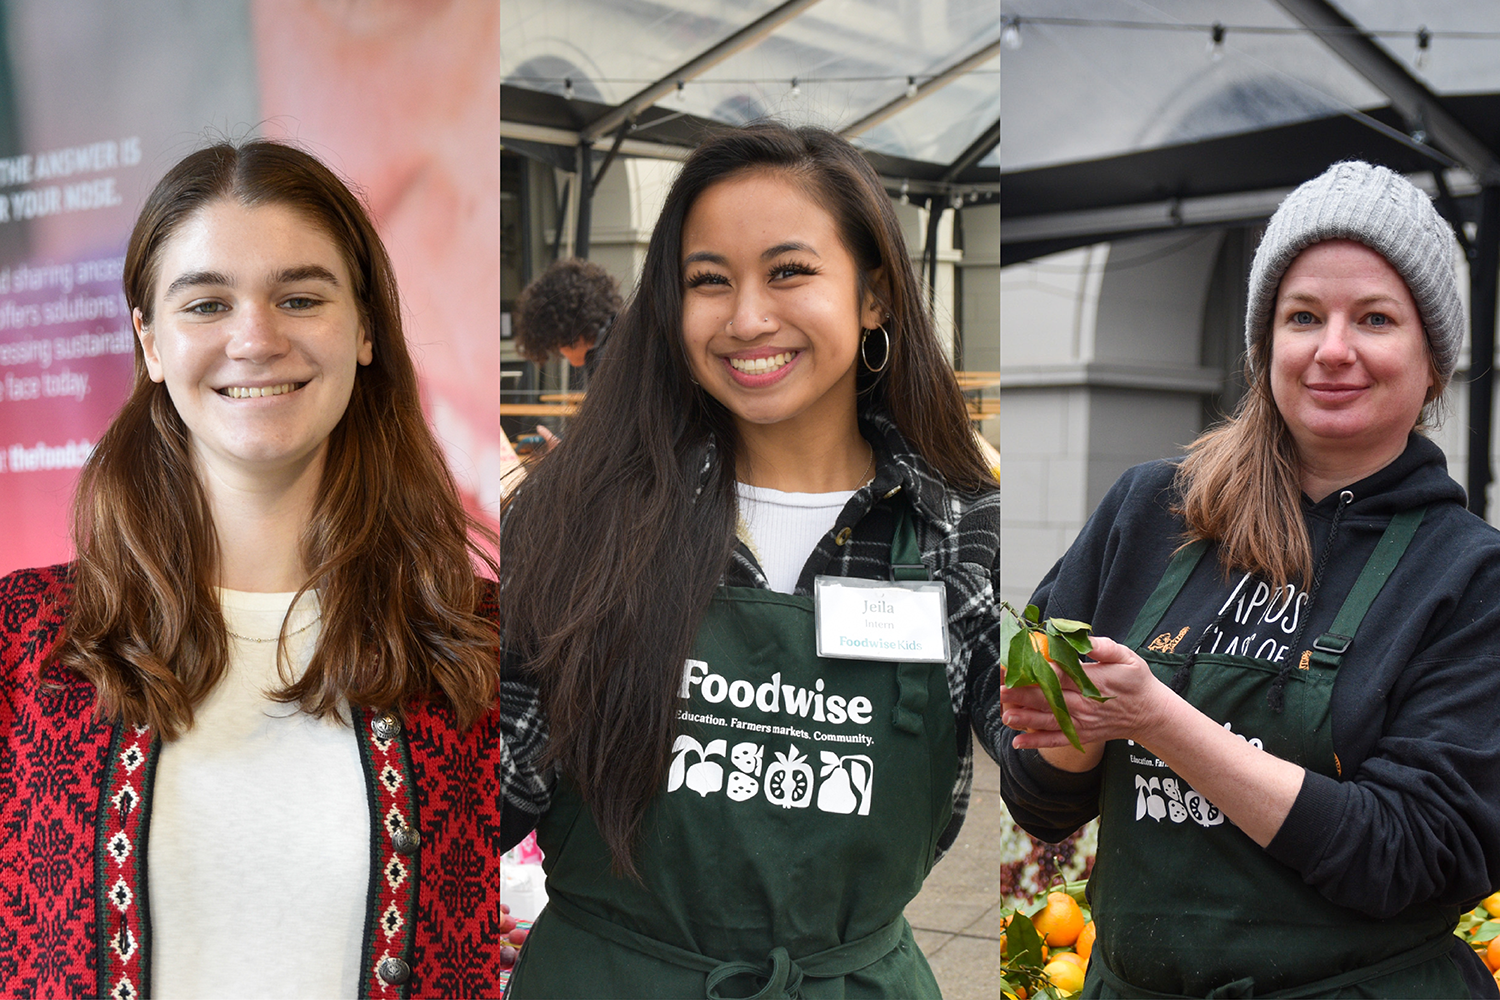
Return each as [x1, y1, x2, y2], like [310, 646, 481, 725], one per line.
[1058, 628, 1094, 656]
[1005, 631, 1038, 688]
[1033, 650, 1084, 751]
[1023, 604, 1041, 624]
[1047, 636, 1107, 703]
[1048, 617, 1093, 635]
[1007, 912, 1045, 969]
[1473, 920, 1500, 943]
[1000, 610, 1023, 677]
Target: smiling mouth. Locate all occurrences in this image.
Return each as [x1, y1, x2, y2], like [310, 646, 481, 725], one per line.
[218, 382, 306, 399]
[728, 352, 797, 375]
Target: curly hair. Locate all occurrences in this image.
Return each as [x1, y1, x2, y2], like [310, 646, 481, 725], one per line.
[512, 257, 622, 363]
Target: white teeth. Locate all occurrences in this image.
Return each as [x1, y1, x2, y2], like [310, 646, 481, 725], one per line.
[729, 352, 794, 374]
[222, 383, 299, 399]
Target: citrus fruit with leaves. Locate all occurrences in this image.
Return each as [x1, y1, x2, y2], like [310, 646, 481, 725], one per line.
[1000, 603, 1110, 751]
[1043, 958, 1086, 994]
[1075, 919, 1096, 961]
[1032, 891, 1086, 947]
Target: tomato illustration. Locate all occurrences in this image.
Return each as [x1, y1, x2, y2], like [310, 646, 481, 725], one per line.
[764, 744, 814, 809]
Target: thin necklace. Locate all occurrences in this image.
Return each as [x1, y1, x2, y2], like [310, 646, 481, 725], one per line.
[225, 616, 322, 644]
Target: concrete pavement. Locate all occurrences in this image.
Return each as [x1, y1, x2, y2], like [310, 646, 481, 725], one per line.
[906, 749, 1004, 999]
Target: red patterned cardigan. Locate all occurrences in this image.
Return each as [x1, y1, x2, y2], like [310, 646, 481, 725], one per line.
[0, 565, 508, 999]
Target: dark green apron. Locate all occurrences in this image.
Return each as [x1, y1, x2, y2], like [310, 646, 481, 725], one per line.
[507, 506, 959, 999]
[1083, 507, 1470, 998]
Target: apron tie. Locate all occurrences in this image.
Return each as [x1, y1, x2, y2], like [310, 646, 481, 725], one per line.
[705, 947, 804, 999]
[545, 892, 907, 999]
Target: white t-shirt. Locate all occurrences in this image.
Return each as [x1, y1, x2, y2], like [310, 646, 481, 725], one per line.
[736, 483, 856, 594]
[149, 589, 368, 999]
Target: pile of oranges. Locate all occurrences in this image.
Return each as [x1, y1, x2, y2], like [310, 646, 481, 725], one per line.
[1001, 889, 1094, 998]
[1461, 891, 1500, 987]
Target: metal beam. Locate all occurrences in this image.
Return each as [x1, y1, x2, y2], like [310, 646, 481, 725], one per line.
[841, 38, 1002, 139]
[1002, 187, 1298, 245]
[1468, 187, 1500, 516]
[580, 0, 825, 143]
[941, 117, 1000, 184]
[1270, 0, 1500, 183]
[502, 119, 693, 161]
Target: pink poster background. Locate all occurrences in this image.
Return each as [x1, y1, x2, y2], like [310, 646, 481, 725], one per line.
[0, 1, 503, 575]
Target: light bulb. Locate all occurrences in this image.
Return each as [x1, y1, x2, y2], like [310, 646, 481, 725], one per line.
[790, 77, 801, 99]
[1001, 17, 1021, 50]
[1416, 26, 1430, 70]
[899, 179, 910, 205]
[676, 80, 686, 103]
[1208, 23, 1225, 62]
[563, 77, 575, 100]
[906, 76, 919, 100]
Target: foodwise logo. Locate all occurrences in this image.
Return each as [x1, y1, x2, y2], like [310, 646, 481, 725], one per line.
[678, 659, 873, 726]
[667, 737, 875, 815]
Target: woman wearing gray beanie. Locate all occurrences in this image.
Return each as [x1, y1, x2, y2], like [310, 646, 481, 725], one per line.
[998, 161, 1500, 997]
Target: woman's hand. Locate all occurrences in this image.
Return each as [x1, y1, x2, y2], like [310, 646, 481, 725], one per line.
[1002, 635, 1176, 771]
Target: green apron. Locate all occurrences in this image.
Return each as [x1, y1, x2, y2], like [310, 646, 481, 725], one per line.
[1083, 507, 1471, 998]
[506, 504, 959, 999]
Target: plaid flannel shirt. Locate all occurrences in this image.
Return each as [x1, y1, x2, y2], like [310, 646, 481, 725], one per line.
[500, 409, 1002, 856]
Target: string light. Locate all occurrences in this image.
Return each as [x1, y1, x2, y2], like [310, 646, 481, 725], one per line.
[899, 178, 910, 205]
[1001, 16, 1022, 50]
[1208, 22, 1225, 61]
[906, 76, 919, 99]
[790, 76, 801, 99]
[563, 77, 575, 100]
[1416, 25, 1431, 70]
[676, 80, 687, 103]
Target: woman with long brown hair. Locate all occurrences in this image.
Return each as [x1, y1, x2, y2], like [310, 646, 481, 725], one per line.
[999, 161, 1500, 997]
[0, 140, 506, 998]
[499, 121, 1002, 997]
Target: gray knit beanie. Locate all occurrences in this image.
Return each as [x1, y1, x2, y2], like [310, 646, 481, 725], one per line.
[1245, 160, 1464, 382]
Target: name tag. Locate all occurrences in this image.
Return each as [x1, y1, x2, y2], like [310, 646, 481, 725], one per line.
[813, 576, 949, 662]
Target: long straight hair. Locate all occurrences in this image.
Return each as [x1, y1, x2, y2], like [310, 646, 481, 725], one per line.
[54, 141, 500, 737]
[500, 121, 990, 876]
[1176, 314, 1447, 588]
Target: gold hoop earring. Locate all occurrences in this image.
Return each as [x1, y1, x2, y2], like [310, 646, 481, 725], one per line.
[860, 324, 890, 374]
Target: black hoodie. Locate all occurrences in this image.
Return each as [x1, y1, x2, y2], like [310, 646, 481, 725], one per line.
[1000, 433, 1500, 921]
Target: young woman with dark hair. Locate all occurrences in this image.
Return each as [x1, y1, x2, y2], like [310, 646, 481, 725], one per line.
[0, 140, 506, 998]
[499, 121, 1002, 997]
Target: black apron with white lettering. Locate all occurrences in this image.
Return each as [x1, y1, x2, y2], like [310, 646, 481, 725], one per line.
[506, 504, 959, 999]
[1082, 507, 1471, 998]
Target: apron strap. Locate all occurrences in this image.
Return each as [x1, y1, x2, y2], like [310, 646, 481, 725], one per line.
[1307, 506, 1426, 669]
[544, 892, 906, 998]
[888, 500, 933, 735]
[1124, 541, 1208, 650]
[889, 504, 927, 582]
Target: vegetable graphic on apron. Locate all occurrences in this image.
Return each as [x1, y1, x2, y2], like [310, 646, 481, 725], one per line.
[726, 741, 764, 801]
[764, 744, 814, 808]
[816, 752, 874, 815]
[667, 735, 727, 797]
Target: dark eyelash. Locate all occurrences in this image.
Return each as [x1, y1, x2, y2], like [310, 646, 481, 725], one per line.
[685, 272, 722, 288]
[770, 261, 818, 279]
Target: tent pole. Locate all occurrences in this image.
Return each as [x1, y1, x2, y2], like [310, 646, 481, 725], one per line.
[1468, 186, 1500, 517]
[575, 140, 594, 260]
